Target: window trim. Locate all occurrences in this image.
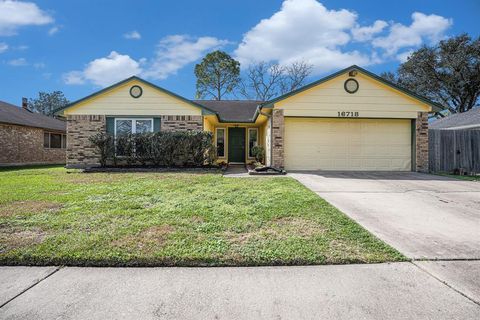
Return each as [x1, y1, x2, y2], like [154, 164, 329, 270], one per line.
[43, 131, 66, 149]
[215, 127, 226, 158]
[247, 128, 259, 159]
[114, 117, 154, 138]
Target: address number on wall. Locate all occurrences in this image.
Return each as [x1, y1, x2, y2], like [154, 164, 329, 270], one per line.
[337, 111, 359, 117]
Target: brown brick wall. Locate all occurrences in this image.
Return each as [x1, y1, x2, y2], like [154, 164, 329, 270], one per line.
[66, 115, 106, 168]
[271, 109, 285, 168]
[160, 115, 203, 131]
[0, 123, 65, 165]
[415, 112, 429, 172]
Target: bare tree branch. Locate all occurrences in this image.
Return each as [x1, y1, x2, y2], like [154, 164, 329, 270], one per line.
[239, 60, 313, 100]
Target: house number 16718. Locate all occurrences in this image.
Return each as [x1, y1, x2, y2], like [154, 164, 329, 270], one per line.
[337, 111, 359, 117]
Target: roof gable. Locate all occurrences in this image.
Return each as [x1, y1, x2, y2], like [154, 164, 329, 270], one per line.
[55, 76, 215, 116]
[262, 65, 444, 112]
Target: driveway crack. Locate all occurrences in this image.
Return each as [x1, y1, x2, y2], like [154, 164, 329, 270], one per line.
[0, 266, 63, 309]
[411, 262, 480, 307]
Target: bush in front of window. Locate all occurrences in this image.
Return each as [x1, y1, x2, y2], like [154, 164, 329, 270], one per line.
[89, 131, 215, 167]
[88, 132, 114, 167]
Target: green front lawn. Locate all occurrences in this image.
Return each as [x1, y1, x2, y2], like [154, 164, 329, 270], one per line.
[0, 166, 405, 266]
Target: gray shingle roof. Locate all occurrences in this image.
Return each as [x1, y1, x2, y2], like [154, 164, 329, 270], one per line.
[430, 108, 480, 129]
[0, 100, 66, 132]
[193, 100, 263, 122]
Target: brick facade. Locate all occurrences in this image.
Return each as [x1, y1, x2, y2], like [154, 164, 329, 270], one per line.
[415, 112, 429, 172]
[271, 109, 285, 168]
[66, 115, 106, 168]
[160, 115, 203, 131]
[0, 123, 65, 165]
[66, 115, 204, 168]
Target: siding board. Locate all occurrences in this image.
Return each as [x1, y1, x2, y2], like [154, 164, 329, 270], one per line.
[65, 80, 202, 116]
[276, 73, 430, 119]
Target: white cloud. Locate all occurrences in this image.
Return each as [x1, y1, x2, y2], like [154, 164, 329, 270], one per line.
[234, 1, 453, 72]
[234, 0, 371, 74]
[143, 35, 229, 80]
[64, 35, 227, 86]
[124, 30, 141, 40]
[63, 51, 143, 87]
[0, 42, 8, 53]
[7, 57, 27, 66]
[396, 50, 414, 63]
[63, 70, 85, 85]
[372, 12, 452, 56]
[0, 0, 53, 36]
[48, 26, 59, 36]
[352, 20, 388, 41]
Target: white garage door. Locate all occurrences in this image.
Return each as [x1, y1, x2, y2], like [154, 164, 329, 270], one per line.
[284, 118, 412, 171]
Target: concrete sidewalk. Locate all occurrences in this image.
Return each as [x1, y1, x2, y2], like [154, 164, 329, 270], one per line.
[1, 263, 479, 320]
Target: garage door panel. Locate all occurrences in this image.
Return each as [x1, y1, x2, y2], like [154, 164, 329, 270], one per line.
[284, 118, 412, 171]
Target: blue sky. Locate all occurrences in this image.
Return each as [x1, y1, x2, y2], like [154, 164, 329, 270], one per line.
[0, 0, 478, 105]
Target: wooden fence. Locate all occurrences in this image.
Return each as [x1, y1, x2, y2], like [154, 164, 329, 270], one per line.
[429, 129, 480, 173]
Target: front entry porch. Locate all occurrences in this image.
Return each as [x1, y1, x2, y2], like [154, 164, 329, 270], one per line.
[228, 127, 246, 163]
[210, 124, 265, 164]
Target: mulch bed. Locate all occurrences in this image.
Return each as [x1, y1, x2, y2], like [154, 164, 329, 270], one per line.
[82, 166, 226, 173]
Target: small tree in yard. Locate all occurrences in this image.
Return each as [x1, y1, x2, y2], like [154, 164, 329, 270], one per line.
[195, 50, 241, 100]
[381, 34, 480, 113]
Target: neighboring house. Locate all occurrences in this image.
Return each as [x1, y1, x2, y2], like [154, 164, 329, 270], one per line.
[0, 100, 66, 166]
[54, 65, 442, 171]
[430, 107, 480, 130]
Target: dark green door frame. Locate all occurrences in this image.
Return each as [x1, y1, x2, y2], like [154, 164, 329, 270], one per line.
[228, 127, 246, 163]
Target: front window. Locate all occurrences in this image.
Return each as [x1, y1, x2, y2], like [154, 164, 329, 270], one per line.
[114, 118, 153, 136]
[50, 133, 62, 148]
[43, 132, 66, 149]
[216, 128, 225, 158]
[248, 128, 258, 158]
[135, 119, 152, 134]
[114, 118, 153, 156]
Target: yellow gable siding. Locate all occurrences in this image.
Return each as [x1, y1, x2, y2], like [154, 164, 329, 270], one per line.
[275, 72, 431, 118]
[65, 80, 202, 116]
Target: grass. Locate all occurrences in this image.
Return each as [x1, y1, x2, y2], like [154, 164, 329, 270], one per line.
[436, 173, 480, 181]
[0, 166, 405, 266]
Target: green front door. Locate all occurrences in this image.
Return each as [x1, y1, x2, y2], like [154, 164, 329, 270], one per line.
[228, 127, 246, 163]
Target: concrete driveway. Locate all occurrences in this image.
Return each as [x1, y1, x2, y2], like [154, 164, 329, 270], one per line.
[290, 171, 480, 260]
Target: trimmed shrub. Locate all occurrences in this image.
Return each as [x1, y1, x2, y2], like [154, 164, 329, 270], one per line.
[90, 130, 215, 167]
[88, 132, 114, 167]
[251, 145, 265, 163]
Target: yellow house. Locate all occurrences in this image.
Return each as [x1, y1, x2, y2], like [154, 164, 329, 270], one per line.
[55, 65, 443, 171]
